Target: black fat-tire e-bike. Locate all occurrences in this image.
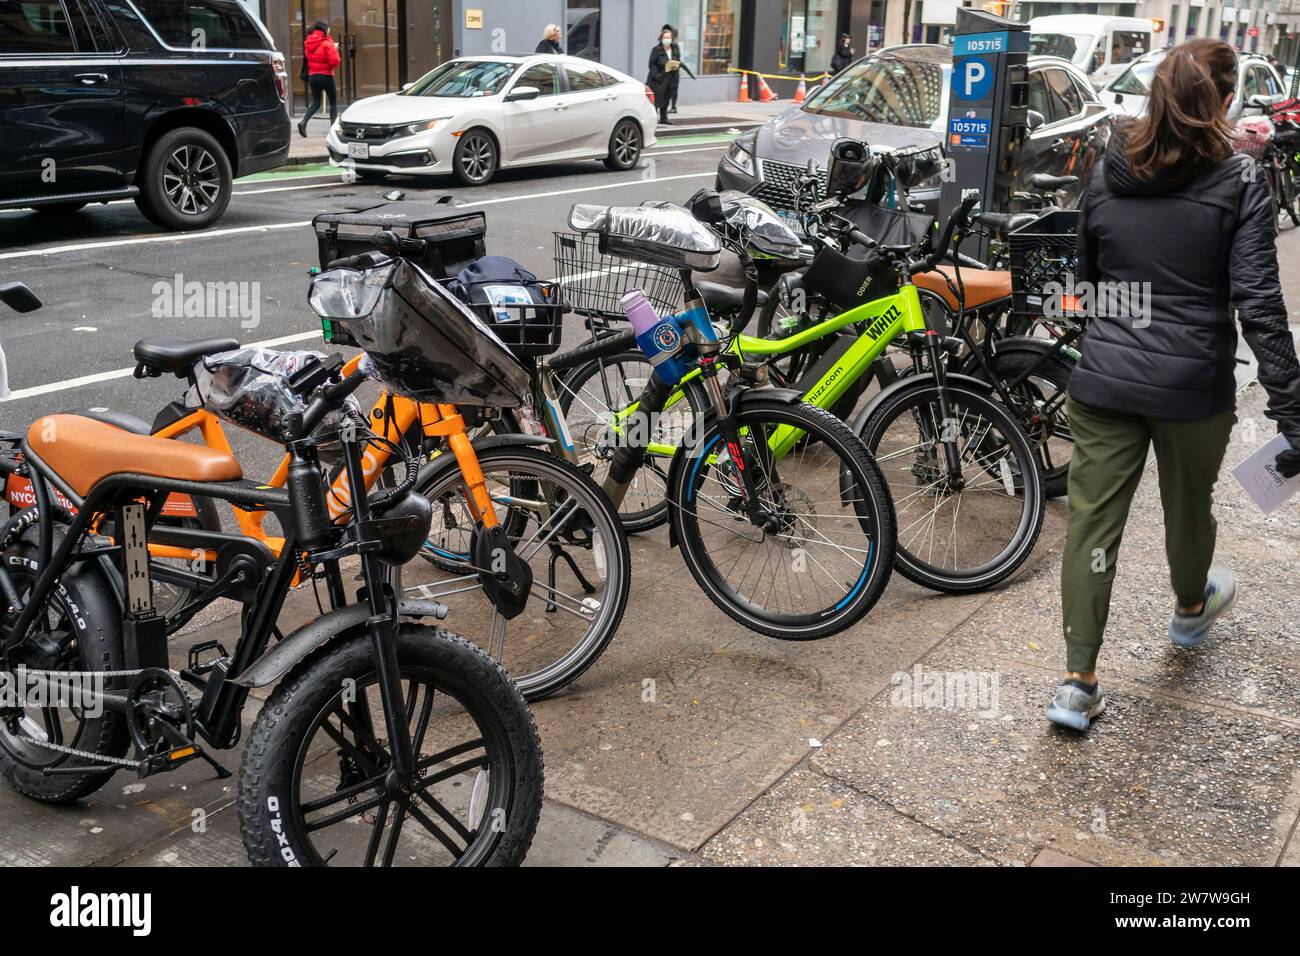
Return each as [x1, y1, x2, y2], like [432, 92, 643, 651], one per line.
[0, 283, 541, 866]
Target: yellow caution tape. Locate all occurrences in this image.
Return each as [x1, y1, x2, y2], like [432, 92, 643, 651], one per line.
[728, 67, 830, 82]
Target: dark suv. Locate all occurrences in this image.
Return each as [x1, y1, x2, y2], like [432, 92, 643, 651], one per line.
[0, 0, 290, 230]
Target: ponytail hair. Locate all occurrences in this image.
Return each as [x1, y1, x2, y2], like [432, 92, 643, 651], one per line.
[1124, 38, 1236, 180]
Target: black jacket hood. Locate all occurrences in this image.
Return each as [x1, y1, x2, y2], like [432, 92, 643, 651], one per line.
[1103, 125, 1237, 198]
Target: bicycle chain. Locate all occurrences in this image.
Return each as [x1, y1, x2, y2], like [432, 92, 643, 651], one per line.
[5, 667, 196, 770]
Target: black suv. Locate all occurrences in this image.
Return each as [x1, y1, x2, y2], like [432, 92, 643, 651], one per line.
[0, 0, 290, 230]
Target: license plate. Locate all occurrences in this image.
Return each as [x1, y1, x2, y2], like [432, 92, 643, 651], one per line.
[347, 142, 369, 159]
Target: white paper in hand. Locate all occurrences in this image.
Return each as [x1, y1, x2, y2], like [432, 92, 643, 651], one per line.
[1231, 434, 1300, 514]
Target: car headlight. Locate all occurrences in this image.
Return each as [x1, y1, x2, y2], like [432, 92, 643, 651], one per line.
[399, 118, 450, 137]
[726, 132, 757, 177]
[330, 119, 341, 137]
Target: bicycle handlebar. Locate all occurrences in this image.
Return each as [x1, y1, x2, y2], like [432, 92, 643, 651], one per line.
[907, 193, 980, 275]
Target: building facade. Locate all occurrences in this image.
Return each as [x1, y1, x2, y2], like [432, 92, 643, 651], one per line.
[249, 0, 1294, 113]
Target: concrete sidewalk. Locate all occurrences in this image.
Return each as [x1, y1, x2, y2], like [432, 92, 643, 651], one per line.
[283, 98, 780, 167]
[701, 379, 1300, 867]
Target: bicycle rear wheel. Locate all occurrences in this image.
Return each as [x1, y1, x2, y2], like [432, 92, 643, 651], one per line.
[669, 398, 895, 639]
[857, 379, 1044, 593]
[980, 349, 1075, 499]
[557, 350, 704, 533]
[401, 446, 629, 701]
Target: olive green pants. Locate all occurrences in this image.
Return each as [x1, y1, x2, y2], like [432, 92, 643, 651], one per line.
[1060, 397, 1236, 674]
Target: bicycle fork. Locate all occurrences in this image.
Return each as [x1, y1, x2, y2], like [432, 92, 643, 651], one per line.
[920, 331, 965, 485]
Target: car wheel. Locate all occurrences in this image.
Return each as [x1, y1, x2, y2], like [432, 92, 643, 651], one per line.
[135, 127, 232, 231]
[453, 129, 498, 186]
[604, 119, 642, 171]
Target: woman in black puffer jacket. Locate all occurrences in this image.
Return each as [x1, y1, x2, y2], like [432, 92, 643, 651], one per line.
[1048, 39, 1300, 731]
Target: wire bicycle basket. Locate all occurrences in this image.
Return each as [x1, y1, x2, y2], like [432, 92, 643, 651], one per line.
[553, 231, 683, 323]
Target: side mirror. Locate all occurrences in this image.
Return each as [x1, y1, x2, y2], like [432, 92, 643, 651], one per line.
[505, 85, 540, 102]
[401, 82, 414, 91]
[0, 282, 41, 314]
[1026, 109, 1046, 132]
[1246, 93, 1270, 109]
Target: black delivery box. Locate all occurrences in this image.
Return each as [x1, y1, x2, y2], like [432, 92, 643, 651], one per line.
[313, 198, 487, 278]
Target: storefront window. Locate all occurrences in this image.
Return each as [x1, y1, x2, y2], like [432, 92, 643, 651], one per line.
[567, 0, 599, 61]
[781, 1, 838, 74]
[669, 0, 741, 75]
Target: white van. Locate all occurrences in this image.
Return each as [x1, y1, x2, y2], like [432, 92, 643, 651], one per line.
[1028, 15, 1157, 89]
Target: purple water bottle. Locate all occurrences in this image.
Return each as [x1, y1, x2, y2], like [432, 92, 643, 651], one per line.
[620, 289, 689, 385]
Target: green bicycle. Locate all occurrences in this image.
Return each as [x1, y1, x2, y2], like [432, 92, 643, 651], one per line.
[555, 164, 1044, 595]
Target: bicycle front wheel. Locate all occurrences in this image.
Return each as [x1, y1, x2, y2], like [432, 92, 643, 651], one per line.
[669, 398, 896, 639]
[858, 380, 1045, 593]
[401, 446, 630, 701]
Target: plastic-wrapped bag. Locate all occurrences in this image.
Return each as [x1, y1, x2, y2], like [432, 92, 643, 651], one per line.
[309, 257, 530, 406]
[189, 347, 357, 443]
[569, 201, 722, 271]
[716, 191, 803, 260]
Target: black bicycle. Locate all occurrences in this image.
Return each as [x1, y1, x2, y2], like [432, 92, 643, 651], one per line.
[0, 281, 542, 867]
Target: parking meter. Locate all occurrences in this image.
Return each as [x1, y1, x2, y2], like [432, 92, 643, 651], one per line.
[940, 7, 1030, 260]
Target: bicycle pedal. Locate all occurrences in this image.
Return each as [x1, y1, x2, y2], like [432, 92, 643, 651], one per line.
[139, 744, 204, 778]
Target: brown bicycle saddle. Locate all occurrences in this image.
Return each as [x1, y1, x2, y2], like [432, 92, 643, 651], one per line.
[26, 414, 242, 497]
[913, 266, 1012, 310]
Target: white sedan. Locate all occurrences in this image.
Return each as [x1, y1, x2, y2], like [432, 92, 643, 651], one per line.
[326, 54, 659, 186]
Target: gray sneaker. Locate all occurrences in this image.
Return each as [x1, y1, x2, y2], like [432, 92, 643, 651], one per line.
[1168, 567, 1237, 649]
[1046, 680, 1106, 731]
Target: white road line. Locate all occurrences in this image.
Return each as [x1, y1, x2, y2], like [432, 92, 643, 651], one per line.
[0, 171, 713, 261]
[0, 220, 310, 261]
[2, 330, 320, 403]
[0, 149, 727, 211]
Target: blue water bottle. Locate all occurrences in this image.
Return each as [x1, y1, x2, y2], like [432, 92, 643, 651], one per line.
[621, 289, 690, 386]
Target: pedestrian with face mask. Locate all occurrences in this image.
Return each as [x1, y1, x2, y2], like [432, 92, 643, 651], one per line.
[1047, 39, 1300, 731]
[659, 25, 694, 114]
[647, 28, 680, 125]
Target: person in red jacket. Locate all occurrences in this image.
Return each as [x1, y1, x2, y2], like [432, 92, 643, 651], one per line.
[297, 19, 340, 137]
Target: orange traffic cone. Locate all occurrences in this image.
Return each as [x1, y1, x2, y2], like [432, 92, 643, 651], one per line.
[793, 74, 807, 103]
[756, 74, 778, 102]
[737, 74, 750, 102]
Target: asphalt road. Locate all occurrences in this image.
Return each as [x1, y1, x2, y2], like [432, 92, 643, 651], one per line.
[0, 136, 732, 483]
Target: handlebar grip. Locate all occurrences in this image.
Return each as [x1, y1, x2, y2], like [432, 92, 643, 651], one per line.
[373, 229, 428, 260]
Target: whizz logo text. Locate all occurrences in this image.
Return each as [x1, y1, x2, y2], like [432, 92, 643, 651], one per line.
[151, 274, 261, 329]
[862, 304, 902, 341]
[50, 886, 151, 936]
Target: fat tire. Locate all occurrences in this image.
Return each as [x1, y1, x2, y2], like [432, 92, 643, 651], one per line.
[237, 626, 542, 866]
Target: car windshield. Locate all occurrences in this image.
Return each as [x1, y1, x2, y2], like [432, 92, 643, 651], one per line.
[1110, 55, 1161, 95]
[1029, 33, 1091, 63]
[402, 60, 516, 97]
[804, 50, 945, 128]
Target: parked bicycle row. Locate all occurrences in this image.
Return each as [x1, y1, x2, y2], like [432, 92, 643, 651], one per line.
[0, 107, 1290, 866]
